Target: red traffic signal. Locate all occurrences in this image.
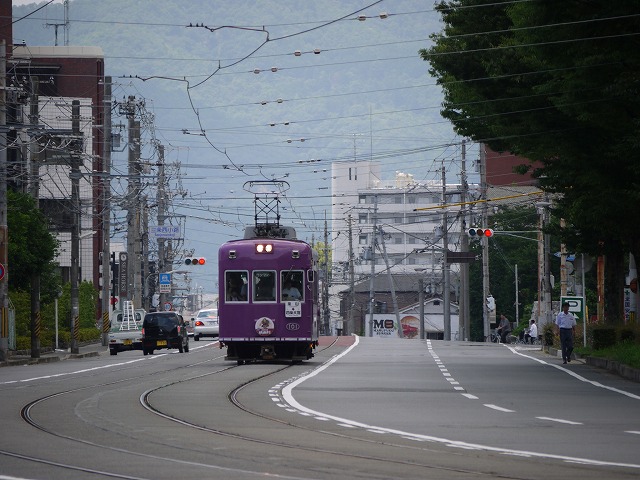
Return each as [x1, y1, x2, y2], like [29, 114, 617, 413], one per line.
[468, 228, 494, 238]
[185, 257, 206, 266]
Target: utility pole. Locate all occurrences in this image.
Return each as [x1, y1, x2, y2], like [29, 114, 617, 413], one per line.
[459, 141, 470, 341]
[347, 214, 354, 336]
[368, 195, 378, 337]
[101, 77, 112, 346]
[323, 211, 330, 335]
[29, 77, 41, 358]
[70, 100, 81, 354]
[0, 41, 8, 361]
[418, 278, 425, 340]
[379, 227, 402, 337]
[480, 145, 491, 340]
[156, 144, 167, 309]
[125, 98, 141, 308]
[442, 164, 451, 341]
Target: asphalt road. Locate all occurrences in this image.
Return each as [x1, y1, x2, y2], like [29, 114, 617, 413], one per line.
[0, 336, 638, 480]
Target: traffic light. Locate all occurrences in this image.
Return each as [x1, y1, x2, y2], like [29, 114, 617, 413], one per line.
[468, 228, 494, 238]
[185, 257, 206, 266]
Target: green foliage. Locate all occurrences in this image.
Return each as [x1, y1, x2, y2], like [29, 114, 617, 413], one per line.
[469, 205, 543, 340]
[16, 328, 101, 351]
[423, 1, 640, 322]
[592, 327, 617, 350]
[542, 323, 555, 347]
[7, 190, 61, 300]
[10, 281, 98, 351]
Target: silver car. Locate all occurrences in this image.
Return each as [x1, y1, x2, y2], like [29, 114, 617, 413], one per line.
[192, 308, 219, 341]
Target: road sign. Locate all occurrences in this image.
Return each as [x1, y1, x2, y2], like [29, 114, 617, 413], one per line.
[151, 225, 180, 239]
[446, 251, 477, 264]
[163, 301, 173, 311]
[159, 273, 171, 293]
[0, 263, 5, 281]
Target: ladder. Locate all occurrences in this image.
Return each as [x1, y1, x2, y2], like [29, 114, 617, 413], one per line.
[120, 301, 138, 331]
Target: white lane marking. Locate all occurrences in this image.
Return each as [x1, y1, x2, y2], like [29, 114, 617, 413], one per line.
[280, 336, 640, 470]
[0, 342, 219, 386]
[625, 431, 640, 435]
[484, 404, 515, 413]
[537, 417, 583, 425]
[462, 393, 479, 400]
[505, 345, 640, 401]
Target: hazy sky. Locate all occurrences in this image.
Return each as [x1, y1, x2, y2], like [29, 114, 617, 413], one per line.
[13, 0, 64, 6]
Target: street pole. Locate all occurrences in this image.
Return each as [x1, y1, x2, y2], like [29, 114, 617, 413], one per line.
[460, 140, 470, 340]
[442, 164, 451, 341]
[0, 41, 8, 361]
[368, 196, 378, 337]
[29, 76, 41, 358]
[101, 77, 112, 346]
[70, 100, 81, 354]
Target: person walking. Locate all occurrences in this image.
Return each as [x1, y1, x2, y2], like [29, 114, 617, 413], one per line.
[555, 302, 576, 363]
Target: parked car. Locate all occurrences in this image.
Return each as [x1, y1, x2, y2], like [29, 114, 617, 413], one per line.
[192, 308, 219, 341]
[141, 311, 189, 355]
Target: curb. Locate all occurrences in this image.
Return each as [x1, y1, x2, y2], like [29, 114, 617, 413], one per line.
[545, 346, 640, 383]
[0, 345, 102, 368]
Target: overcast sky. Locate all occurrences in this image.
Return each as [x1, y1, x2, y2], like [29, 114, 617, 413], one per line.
[13, 1, 64, 7]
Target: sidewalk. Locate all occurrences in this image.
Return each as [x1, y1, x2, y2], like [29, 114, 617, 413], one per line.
[545, 345, 640, 383]
[0, 342, 107, 367]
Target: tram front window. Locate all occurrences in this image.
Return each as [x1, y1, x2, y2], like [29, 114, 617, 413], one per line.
[253, 271, 276, 302]
[225, 271, 248, 301]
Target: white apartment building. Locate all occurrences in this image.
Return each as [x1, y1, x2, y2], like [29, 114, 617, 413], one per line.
[331, 160, 473, 289]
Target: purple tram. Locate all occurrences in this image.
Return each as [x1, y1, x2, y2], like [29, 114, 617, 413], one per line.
[218, 226, 319, 364]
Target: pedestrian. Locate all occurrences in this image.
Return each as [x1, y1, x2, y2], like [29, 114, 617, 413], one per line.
[525, 319, 538, 344]
[496, 314, 511, 343]
[555, 302, 576, 364]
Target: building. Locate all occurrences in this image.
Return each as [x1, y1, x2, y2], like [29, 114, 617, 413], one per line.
[10, 45, 105, 287]
[330, 160, 476, 336]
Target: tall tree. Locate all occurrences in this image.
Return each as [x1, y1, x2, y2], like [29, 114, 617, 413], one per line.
[7, 189, 60, 302]
[422, 1, 640, 322]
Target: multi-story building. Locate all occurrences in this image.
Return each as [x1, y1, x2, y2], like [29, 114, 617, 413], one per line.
[11, 45, 105, 287]
[330, 160, 476, 336]
[331, 160, 473, 282]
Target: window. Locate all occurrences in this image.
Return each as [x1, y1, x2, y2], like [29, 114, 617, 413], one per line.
[281, 270, 304, 301]
[359, 195, 367, 204]
[225, 271, 248, 302]
[253, 270, 276, 302]
[359, 235, 368, 245]
[359, 213, 368, 224]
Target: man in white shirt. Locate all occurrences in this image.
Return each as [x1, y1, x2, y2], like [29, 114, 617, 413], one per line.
[555, 302, 576, 363]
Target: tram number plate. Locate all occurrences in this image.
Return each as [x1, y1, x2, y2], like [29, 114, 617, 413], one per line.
[285, 301, 301, 318]
[156, 340, 167, 346]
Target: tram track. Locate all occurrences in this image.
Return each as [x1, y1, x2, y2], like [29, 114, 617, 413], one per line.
[3, 338, 545, 479]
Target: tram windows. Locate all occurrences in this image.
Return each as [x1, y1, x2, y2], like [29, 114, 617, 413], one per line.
[225, 271, 248, 302]
[281, 271, 303, 301]
[253, 271, 276, 302]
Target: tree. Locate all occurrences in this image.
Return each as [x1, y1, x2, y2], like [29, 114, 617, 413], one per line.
[469, 206, 542, 340]
[7, 190, 60, 302]
[421, 1, 640, 322]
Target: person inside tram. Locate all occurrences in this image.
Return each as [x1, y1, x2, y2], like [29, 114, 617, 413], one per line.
[282, 280, 302, 300]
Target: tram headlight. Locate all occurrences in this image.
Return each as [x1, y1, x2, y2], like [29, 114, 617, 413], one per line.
[256, 243, 274, 254]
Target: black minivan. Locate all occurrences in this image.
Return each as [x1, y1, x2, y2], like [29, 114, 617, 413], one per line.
[141, 311, 189, 355]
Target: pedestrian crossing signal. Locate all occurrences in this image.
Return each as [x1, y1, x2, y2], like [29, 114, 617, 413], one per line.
[185, 257, 206, 266]
[468, 228, 494, 238]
